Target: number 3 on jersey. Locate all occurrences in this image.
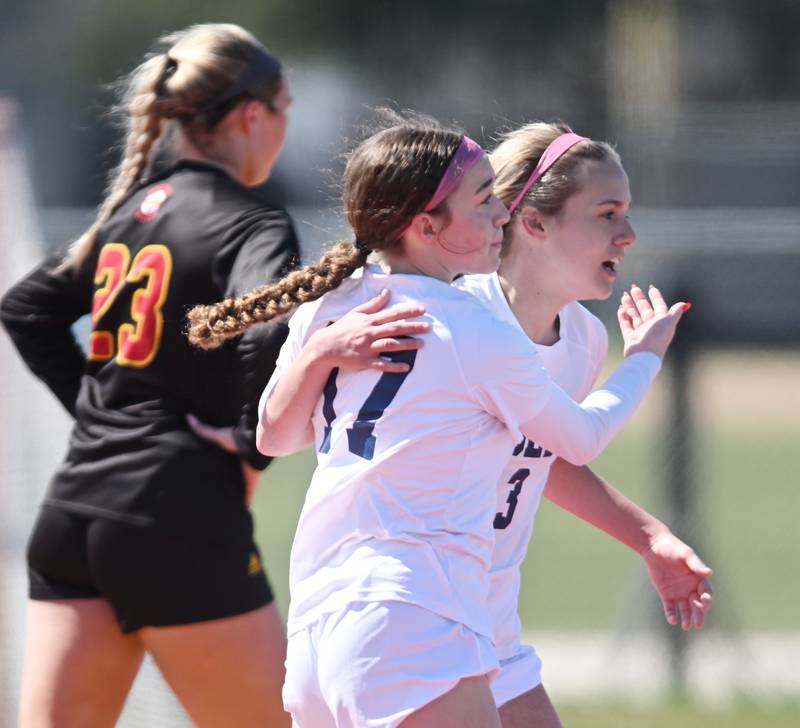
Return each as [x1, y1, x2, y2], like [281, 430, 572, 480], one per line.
[319, 346, 418, 460]
[494, 468, 530, 530]
[89, 242, 173, 368]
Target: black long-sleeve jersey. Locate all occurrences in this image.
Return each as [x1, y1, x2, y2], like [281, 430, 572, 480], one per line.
[1, 160, 300, 523]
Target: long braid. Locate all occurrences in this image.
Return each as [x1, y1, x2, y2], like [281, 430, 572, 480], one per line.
[188, 118, 464, 350]
[187, 243, 368, 349]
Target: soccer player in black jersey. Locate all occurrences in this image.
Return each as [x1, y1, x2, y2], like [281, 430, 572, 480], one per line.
[1, 24, 299, 728]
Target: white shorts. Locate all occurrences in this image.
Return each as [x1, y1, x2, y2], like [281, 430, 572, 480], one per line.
[283, 600, 499, 728]
[490, 644, 543, 708]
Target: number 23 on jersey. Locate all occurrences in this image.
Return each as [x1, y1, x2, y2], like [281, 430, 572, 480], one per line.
[89, 242, 173, 368]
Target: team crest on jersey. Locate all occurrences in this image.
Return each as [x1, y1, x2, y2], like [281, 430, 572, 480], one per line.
[134, 183, 173, 223]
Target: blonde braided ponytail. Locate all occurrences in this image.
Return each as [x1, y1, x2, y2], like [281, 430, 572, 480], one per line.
[62, 54, 171, 272]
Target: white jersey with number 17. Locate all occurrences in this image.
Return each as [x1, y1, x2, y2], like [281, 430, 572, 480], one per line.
[262, 264, 558, 641]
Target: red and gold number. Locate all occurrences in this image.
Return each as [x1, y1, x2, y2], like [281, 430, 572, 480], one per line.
[89, 243, 130, 362]
[88, 243, 173, 367]
[117, 245, 172, 367]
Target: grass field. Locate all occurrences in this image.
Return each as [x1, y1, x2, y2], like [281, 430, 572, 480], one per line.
[518, 428, 800, 630]
[556, 699, 800, 727]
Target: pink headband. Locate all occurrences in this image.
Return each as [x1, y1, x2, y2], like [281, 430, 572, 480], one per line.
[506, 132, 589, 214]
[424, 135, 485, 211]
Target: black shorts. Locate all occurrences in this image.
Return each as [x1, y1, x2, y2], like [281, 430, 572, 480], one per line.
[27, 504, 274, 633]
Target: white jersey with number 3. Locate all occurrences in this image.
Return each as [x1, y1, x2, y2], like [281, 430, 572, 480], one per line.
[456, 272, 608, 659]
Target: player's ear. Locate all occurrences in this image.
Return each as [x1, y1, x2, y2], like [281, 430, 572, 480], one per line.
[519, 207, 547, 240]
[414, 212, 445, 245]
[237, 99, 263, 134]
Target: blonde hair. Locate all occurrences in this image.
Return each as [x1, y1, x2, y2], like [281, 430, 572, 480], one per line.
[187, 118, 463, 349]
[491, 121, 620, 219]
[62, 23, 283, 273]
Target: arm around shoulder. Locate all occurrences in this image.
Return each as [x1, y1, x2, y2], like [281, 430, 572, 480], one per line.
[256, 341, 327, 457]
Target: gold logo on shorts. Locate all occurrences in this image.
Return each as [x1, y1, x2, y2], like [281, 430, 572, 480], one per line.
[248, 553, 262, 576]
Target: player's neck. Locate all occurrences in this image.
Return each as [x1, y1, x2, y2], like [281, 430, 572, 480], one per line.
[497, 270, 564, 346]
[175, 136, 246, 186]
[374, 249, 454, 283]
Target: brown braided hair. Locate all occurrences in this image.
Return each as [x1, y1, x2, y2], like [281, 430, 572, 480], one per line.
[186, 118, 463, 349]
[61, 23, 283, 273]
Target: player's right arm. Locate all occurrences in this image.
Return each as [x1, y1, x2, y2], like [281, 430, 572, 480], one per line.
[471, 285, 687, 466]
[256, 290, 429, 457]
[523, 285, 687, 463]
[543, 459, 713, 630]
[0, 252, 93, 416]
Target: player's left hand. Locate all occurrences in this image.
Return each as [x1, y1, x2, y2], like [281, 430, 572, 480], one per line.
[618, 284, 688, 360]
[308, 288, 430, 373]
[186, 413, 237, 452]
[641, 531, 714, 630]
[187, 414, 261, 505]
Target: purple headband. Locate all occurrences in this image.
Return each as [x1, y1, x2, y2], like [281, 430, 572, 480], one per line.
[506, 132, 588, 214]
[424, 135, 485, 211]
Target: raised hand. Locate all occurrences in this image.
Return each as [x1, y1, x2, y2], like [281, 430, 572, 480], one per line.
[618, 284, 689, 360]
[308, 288, 430, 373]
[641, 531, 714, 630]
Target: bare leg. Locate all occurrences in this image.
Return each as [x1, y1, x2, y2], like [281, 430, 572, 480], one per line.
[399, 675, 501, 728]
[499, 684, 563, 728]
[19, 598, 145, 728]
[141, 603, 290, 728]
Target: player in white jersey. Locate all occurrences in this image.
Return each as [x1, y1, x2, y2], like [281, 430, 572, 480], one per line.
[456, 272, 609, 666]
[187, 117, 689, 727]
[452, 123, 713, 727]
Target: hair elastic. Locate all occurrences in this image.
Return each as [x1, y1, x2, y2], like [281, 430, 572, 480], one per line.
[218, 46, 283, 103]
[506, 132, 588, 214]
[164, 54, 178, 75]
